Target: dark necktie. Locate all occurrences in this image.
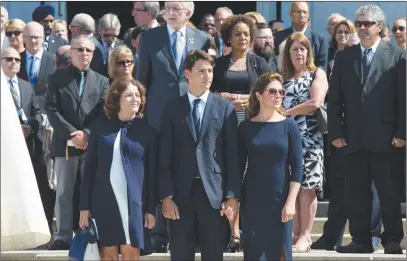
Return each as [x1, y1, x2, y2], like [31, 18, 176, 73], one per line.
[77, 71, 85, 96]
[28, 56, 38, 86]
[9, 79, 21, 110]
[362, 48, 372, 84]
[192, 99, 201, 139]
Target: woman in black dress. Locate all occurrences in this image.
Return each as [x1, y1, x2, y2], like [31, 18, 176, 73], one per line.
[238, 73, 302, 261]
[79, 78, 157, 260]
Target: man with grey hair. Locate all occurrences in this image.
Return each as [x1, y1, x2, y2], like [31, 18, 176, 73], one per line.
[1, 5, 9, 50]
[214, 6, 233, 57]
[327, 13, 346, 37]
[329, 4, 405, 254]
[69, 13, 105, 76]
[97, 13, 123, 65]
[46, 35, 109, 250]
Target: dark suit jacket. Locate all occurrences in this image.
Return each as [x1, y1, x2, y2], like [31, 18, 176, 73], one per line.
[328, 41, 406, 154]
[136, 25, 211, 130]
[158, 92, 240, 209]
[45, 66, 110, 158]
[89, 36, 107, 77]
[268, 54, 279, 73]
[211, 52, 270, 93]
[47, 34, 69, 54]
[16, 78, 42, 157]
[214, 36, 223, 57]
[17, 50, 55, 111]
[274, 27, 329, 70]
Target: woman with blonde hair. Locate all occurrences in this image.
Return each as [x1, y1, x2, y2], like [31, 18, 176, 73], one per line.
[5, 19, 26, 53]
[281, 32, 328, 252]
[244, 11, 266, 24]
[52, 20, 68, 41]
[107, 45, 135, 83]
[239, 73, 302, 261]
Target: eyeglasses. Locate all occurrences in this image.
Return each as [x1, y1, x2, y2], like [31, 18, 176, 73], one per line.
[102, 33, 119, 38]
[24, 35, 43, 40]
[5, 31, 22, 37]
[2, 57, 21, 63]
[73, 47, 94, 53]
[265, 88, 286, 97]
[69, 25, 79, 30]
[355, 21, 376, 28]
[116, 60, 134, 66]
[165, 6, 187, 13]
[256, 36, 275, 41]
[291, 9, 308, 15]
[392, 26, 406, 33]
[132, 8, 147, 13]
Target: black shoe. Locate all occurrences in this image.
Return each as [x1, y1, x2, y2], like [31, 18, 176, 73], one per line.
[384, 242, 403, 254]
[153, 243, 168, 253]
[311, 237, 335, 251]
[225, 236, 241, 253]
[47, 239, 70, 250]
[336, 241, 374, 253]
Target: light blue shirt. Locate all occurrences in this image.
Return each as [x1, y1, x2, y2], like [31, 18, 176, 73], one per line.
[187, 90, 210, 128]
[26, 49, 43, 81]
[360, 37, 381, 64]
[167, 24, 187, 68]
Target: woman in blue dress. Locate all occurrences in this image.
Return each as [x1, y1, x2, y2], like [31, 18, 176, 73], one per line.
[238, 73, 302, 261]
[79, 77, 157, 260]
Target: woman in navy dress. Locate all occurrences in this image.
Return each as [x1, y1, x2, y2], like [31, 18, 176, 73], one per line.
[79, 77, 157, 260]
[238, 73, 302, 261]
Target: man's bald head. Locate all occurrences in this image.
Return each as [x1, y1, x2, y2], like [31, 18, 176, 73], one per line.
[290, 1, 310, 30]
[56, 45, 71, 69]
[23, 22, 45, 54]
[1, 5, 9, 32]
[1, 47, 21, 77]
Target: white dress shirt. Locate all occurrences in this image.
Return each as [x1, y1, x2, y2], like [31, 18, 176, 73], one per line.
[360, 37, 381, 64]
[187, 89, 210, 128]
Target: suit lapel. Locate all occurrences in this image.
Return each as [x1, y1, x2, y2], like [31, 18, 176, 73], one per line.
[17, 79, 26, 108]
[363, 41, 386, 93]
[186, 27, 197, 54]
[20, 52, 28, 80]
[182, 95, 197, 142]
[37, 52, 46, 81]
[353, 45, 363, 85]
[161, 26, 178, 74]
[66, 68, 80, 103]
[80, 69, 96, 104]
[198, 92, 214, 143]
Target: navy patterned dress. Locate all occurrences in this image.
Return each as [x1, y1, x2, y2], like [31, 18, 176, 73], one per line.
[282, 71, 324, 192]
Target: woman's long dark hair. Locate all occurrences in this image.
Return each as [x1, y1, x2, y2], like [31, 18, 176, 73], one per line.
[247, 73, 285, 119]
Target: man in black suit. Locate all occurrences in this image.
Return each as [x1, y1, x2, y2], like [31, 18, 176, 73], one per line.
[32, 5, 69, 54]
[2, 47, 55, 235]
[45, 35, 109, 250]
[18, 21, 55, 111]
[158, 50, 240, 260]
[328, 4, 406, 254]
[253, 23, 279, 73]
[274, 1, 328, 69]
[69, 13, 105, 77]
[97, 13, 124, 66]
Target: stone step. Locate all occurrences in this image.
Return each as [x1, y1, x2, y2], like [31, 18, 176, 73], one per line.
[1, 250, 406, 261]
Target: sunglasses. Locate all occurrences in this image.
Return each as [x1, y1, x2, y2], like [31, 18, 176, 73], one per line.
[103, 34, 119, 38]
[392, 26, 406, 33]
[355, 21, 376, 28]
[73, 47, 94, 53]
[5, 31, 22, 37]
[2, 57, 21, 62]
[116, 60, 134, 66]
[266, 88, 286, 96]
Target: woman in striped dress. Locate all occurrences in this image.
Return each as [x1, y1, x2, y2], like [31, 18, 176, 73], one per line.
[211, 14, 269, 252]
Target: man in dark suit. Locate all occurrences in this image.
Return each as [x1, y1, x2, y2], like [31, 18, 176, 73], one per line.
[2, 47, 56, 235]
[253, 23, 279, 73]
[32, 5, 69, 54]
[158, 50, 240, 260]
[97, 13, 124, 66]
[274, 1, 328, 69]
[18, 21, 55, 111]
[69, 13, 105, 77]
[328, 4, 406, 254]
[45, 35, 109, 250]
[136, 3, 210, 251]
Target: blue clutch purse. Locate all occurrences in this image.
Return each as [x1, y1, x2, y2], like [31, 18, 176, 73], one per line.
[68, 218, 99, 261]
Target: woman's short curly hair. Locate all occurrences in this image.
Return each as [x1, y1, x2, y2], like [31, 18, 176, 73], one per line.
[220, 14, 257, 47]
[104, 77, 146, 119]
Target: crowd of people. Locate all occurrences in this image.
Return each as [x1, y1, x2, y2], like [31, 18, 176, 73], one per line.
[0, 1, 406, 261]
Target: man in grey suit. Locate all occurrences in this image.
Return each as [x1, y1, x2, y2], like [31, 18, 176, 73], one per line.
[136, 1, 211, 130]
[328, 4, 405, 254]
[45, 35, 109, 250]
[136, 1, 210, 252]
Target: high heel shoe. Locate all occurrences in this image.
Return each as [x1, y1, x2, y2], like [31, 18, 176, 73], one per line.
[292, 236, 311, 253]
[225, 235, 241, 253]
